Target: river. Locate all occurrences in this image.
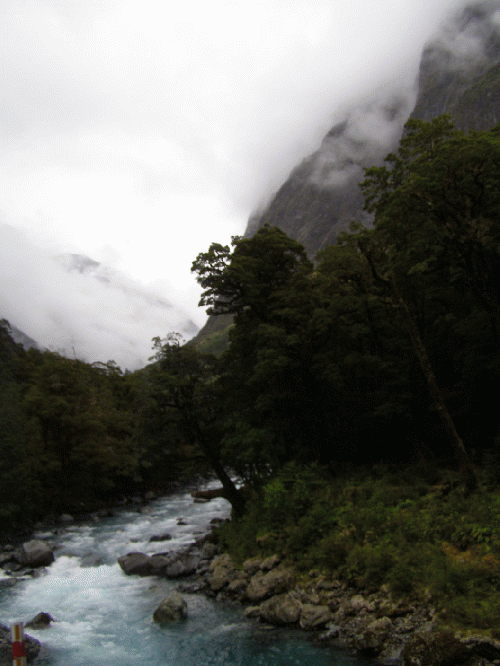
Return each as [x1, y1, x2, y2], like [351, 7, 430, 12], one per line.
[0, 488, 375, 665]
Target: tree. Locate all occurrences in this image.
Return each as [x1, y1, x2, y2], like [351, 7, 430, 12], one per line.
[192, 226, 336, 474]
[23, 350, 137, 509]
[347, 115, 500, 491]
[146, 334, 246, 515]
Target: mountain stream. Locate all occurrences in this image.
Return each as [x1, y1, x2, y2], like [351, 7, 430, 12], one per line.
[0, 488, 374, 666]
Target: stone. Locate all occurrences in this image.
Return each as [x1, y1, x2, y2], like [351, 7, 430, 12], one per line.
[244, 605, 261, 618]
[227, 573, 248, 596]
[259, 593, 302, 625]
[349, 594, 375, 613]
[260, 554, 280, 571]
[401, 631, 471, 666]
[26, 612, 54, 629]
[299, 604, 332, 630]
[59, 513, 74, 523]
[461, 635, 500, 662]
[164, 554, 201, 578]
[149, 555, 172, 576]
[14, 540, 55, 568]
[144, 491, 157, 500]
[199, 542, 218, 560]
[243, 557, 262, 576]
[118, 552, 154, 576]
[153, 592, 187, 623]
[209, 554, 237, 592]
[246, 566, 295, 602]
[149, 533, 172, 542]
[358, 616, 393, 654]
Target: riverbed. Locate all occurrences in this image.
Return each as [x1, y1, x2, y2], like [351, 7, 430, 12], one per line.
[0, 488, 375, 665]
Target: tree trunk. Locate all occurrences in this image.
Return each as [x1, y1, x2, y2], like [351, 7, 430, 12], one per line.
[391, 278, 477, 493]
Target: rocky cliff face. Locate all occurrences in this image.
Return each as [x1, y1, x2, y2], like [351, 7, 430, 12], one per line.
[194, 1, 500, 345]
[249, 1, 500, 259]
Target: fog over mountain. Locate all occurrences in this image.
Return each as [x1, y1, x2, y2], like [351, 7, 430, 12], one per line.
[246, 0, 500, 258]
[2, 0, 487, 367]
[0, 224, 197, 369]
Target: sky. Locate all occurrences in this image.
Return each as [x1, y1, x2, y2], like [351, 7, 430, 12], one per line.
[0, 0, 469, 367]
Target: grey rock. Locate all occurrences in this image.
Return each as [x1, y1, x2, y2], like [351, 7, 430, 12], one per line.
[246, 566, 295, 602]
[26, 612, 54, 629]
[149, 533, 172, 543]
[165, 554, 201, 578]
[118, 552, 154, 576]
[209, 554, 238, 592]
[259, 593, 302, 625]
[200, 542, 218, 560]
[153, 592, 187, 623]
[59, 513, 74, 523]
[299, 604, 332, 630]
[14, 540, 54, 568]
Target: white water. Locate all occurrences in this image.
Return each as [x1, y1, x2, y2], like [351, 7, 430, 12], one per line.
[0, 489, 372, 665]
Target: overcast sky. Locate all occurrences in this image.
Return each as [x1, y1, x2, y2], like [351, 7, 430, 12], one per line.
[1, 0, 468, 366]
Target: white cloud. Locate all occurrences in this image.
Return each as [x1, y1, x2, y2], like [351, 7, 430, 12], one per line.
[0, 0, 472, 364]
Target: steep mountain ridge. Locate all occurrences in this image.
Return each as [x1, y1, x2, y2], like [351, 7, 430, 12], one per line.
[193, 1, 500, 345]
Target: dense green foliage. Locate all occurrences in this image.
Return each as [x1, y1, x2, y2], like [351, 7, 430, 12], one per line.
[218, 462, 500, 633]
[3, 117, 500, 631]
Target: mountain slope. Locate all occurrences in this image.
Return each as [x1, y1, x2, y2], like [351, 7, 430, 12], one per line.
[193, 1, 500, 345]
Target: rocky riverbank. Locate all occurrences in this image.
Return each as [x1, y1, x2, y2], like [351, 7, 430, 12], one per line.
[117, 517, 500, 666]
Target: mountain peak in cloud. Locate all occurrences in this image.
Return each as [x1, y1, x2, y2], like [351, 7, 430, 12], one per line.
[0, 226, 198, 370]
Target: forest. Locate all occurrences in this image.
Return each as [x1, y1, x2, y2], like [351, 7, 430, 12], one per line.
[3, 116, 500, 630]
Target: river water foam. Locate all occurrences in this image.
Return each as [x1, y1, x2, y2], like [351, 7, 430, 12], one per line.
[0, 489, 374, 665]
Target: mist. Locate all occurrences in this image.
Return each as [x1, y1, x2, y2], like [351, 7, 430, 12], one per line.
[1, 0, 485, 368]
[0, 224, 197, 370]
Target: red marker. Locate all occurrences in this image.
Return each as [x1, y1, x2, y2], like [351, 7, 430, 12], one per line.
[11, 622, 27, 666]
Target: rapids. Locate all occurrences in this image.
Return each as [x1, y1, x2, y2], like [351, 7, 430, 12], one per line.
[0, 489, 374, 665]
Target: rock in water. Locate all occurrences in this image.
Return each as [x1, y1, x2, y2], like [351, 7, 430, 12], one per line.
[153, 592, 188, 623]
[14, 540, 54, 568]
[26, 612, 54, 629]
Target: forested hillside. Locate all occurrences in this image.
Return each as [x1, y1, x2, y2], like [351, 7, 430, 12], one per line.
[3, 116, 500, 632]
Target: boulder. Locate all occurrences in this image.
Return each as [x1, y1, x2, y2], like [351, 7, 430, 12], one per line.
[26, 612, 54, 629]
[299, 604, 332, 630]
[243, 557, 262, 576]
[153, 592, 187, 623]
[246, 566, 295, 602]
[209, 554, 238, 592]
[261, 554, 280, 571]
[358, 616, 393, 654]
[14, 540, 54, 568]
[461, 635, 500, 662]
[401, 631, 471, 666]
[192, 487, 225, 500]
[59, 513, 74, 523]
[259, 593, 302, 625]
[149, 533, 172, 542]
[118, 552, 154, 576]
[199, 542, 218, 560]
[349, 594, 375, 614]
[164, 554, 201, 578]
[149, 555, 172, 576]
[0, 623, 40, 665]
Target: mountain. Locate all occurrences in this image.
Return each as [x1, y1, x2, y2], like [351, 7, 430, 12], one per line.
[0, 230, 198, 369]
[193, 0, 500, 345]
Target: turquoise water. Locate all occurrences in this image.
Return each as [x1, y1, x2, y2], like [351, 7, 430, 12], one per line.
[0, 490, 374, 665]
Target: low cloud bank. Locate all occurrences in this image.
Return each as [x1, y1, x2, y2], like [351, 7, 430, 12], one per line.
[0, 224, 198, 370]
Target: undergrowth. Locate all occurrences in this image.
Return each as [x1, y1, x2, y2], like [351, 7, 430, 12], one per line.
[218, 461, 500, 634]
